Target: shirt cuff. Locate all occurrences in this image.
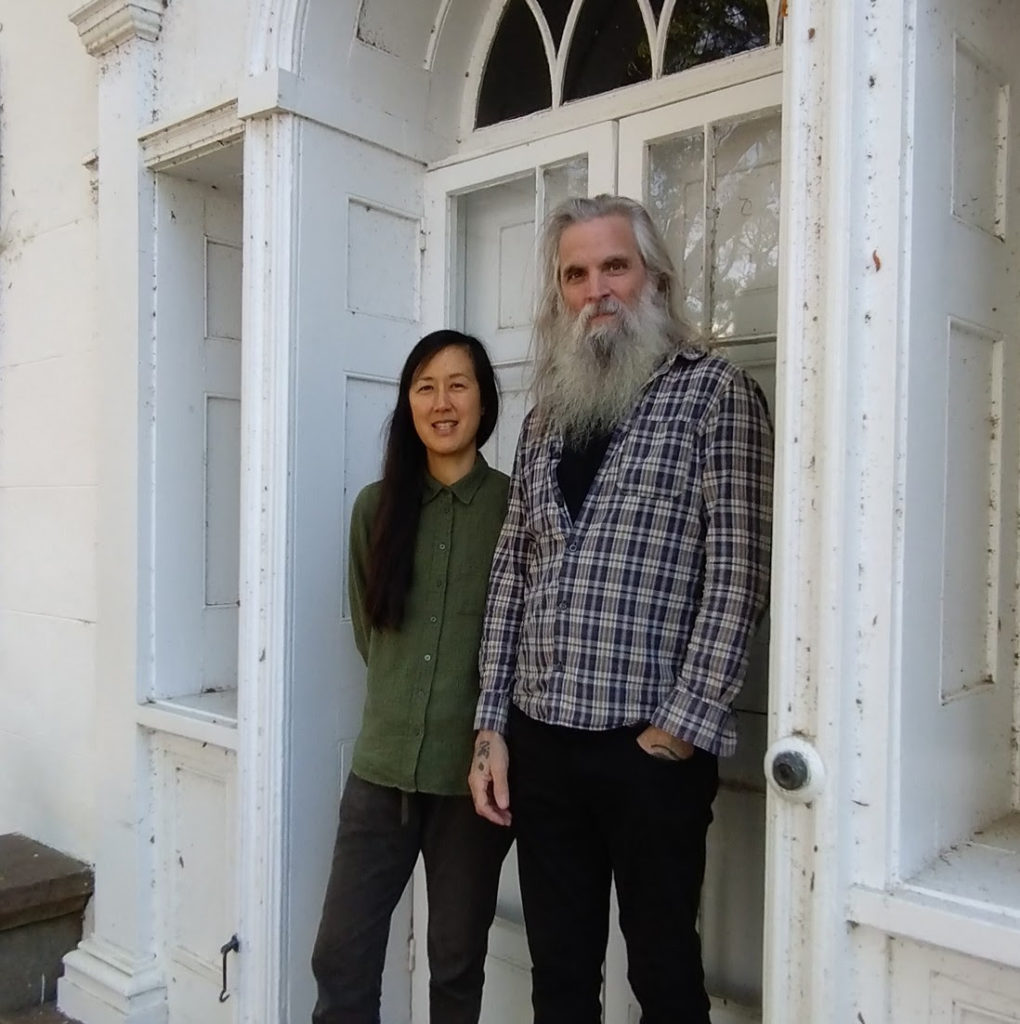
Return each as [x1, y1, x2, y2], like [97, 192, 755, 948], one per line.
[474, 689, 510, 734]
[649, 686, 736, 757]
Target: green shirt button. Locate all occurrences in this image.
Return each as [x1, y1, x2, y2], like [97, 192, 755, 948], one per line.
[424, 653, 432, 662]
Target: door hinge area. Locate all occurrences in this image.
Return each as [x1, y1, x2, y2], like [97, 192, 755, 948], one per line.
[408, 934, 416, 972]
[419, 228, 428, 252]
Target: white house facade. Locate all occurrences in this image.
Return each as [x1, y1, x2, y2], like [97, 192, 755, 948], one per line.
[0, 0, 1019, 1022]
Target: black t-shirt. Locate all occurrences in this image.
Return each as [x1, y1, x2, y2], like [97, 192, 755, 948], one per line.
[556, 431, 612, 520]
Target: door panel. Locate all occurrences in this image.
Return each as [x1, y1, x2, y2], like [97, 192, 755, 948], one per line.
[617, 77, 783, 1021]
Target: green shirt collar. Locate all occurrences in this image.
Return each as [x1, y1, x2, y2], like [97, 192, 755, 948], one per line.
[422, 453, 490, 506]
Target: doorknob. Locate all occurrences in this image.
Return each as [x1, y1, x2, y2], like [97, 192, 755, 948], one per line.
[763, 737, 825, 803]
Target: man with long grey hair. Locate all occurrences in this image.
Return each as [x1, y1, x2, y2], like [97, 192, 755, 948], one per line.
[469, 195, 773, 1023]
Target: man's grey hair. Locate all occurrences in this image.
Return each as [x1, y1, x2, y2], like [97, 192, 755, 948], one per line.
[534, 194, 695, 348]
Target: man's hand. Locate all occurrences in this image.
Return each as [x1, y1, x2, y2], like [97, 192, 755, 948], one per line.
[636, 725, 695, 761]
[468, 730, 512, 827]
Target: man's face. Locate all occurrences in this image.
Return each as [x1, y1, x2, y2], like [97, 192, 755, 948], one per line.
[557, 215, 648, 326]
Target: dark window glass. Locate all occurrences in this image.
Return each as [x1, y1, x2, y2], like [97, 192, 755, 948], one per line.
[476, 0, 552, 128]
[535, 0, 573, 47]
[562, 0, 653, 102]
[663, 0, 771, 75]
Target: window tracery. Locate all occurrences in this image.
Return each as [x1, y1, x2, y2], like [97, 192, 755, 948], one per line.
[477, 0, 774, 128]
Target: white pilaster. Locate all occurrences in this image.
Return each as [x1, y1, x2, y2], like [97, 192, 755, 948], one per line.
[234, 110, 301, 1024]
[764, 0, 912, 1021]
[59, 8, 166, 1024]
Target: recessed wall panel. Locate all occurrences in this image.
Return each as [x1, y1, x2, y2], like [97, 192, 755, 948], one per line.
[347, 200, 419, 321]
[204, 396, 241, 608]
[205, 240, 242, 340]
[953, 40, 1008, 237]
[940, 319, 1001, 701]
[342, 376, 398, 619]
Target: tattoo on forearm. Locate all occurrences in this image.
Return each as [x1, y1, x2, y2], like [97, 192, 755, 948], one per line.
[649, 743, 683, 761]
[475, 740, 491, 759]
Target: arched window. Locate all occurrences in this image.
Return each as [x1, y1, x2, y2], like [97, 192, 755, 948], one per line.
[476, 0, 774, 128]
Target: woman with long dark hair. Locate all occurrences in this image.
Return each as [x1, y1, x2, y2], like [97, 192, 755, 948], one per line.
[312, 331, 512, 1024]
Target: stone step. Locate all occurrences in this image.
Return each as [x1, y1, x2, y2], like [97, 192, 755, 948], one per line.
[0, 835, 93, 1015]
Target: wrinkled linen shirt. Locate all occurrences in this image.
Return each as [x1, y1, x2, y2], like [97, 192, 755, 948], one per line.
[475, 350, 773, 756]
[349, 456, 509, 794]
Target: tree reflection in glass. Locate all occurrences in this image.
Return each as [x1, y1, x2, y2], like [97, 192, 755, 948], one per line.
[663, 0, 772, 76]
[711, 114, 781, 340]
[647, 130, 707, 334]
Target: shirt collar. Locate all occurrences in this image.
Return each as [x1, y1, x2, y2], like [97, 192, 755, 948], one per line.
[422, 453, 490, 506]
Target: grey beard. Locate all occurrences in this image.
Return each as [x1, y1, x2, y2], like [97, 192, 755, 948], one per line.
[535, 287, 676, 444]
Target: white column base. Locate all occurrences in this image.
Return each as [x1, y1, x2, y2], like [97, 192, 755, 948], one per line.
[58, 937, 167, 1024]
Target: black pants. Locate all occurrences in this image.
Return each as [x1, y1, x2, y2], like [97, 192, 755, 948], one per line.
[507, 705, 719, 1024]
[311, 773, 512, 1024]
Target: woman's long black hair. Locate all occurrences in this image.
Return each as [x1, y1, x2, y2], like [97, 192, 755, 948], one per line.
[364, 330, 499, 631]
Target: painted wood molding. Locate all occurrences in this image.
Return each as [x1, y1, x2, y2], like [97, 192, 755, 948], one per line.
[139, 100, 243, 171]
[69, 0, 165, 57]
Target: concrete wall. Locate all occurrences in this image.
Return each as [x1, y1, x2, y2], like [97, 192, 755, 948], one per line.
[0, 2, 99, 861]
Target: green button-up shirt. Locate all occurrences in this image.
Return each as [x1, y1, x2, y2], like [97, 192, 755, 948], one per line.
[348, 456, 510, 795]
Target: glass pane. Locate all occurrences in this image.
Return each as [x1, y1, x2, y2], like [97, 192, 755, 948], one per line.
[543, 156, 589, 215]
[663, 0, 771, 76]
[535, 0, 573, 47]
[711, 113, 781, 340]
[563, 0, 653, 103]
[477, 0, 552, 128]
[646, 130, 707, 333]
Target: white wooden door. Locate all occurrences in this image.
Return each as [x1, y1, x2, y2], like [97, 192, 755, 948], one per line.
[423, 79, 783, 1020]
[421, 123, 615, 1023]
[617, 75, 783, 1024]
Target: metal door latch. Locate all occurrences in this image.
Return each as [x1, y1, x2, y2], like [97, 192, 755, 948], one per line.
[219, 934, 240, 1003]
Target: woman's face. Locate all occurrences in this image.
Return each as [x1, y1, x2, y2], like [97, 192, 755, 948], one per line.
[408, 345, 483, 469]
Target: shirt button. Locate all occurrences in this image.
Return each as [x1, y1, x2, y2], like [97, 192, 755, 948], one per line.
[439, 543, 446, 550]
[558, 600, 568, 610]
[430, 615, 437, 623]
[568, 542, 578, 552]
[424, 654, 432, 662]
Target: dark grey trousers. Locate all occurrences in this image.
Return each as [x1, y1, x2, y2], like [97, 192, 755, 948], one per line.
[311, 773, 512, 1024]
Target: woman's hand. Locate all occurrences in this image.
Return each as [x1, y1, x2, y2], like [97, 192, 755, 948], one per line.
[469, 730, 512, 826]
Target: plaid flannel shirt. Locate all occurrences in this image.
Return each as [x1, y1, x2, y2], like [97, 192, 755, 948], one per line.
[475, 349, 773, 756]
